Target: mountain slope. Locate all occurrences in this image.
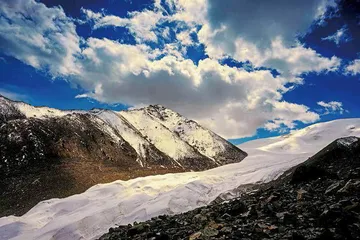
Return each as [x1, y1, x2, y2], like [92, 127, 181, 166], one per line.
[1, 118, 359, 240]
[0, 95, 246, 217]
[141, 105, 243, 165]
[240, 118, 360, 153]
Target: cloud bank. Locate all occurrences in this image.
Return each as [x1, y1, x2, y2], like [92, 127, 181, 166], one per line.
[0, 0, 344, 138]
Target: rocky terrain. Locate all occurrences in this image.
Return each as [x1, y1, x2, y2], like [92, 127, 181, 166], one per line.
[99, 136, 360, 240]
[0, 95, 246, 217]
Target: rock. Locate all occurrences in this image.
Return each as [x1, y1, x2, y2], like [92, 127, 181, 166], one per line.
[193, 214, 207, 223]
[153, 232, 170, 240]
[220, 226, 232, 233]
[276, 212, 297, 225]
[266, 192, 281, 203]
[219, 213, 232, 220]
[325, 181, 344, 195]
[297, 189, 309, 201]
[208, 221, 223, 230]
[269, 225, 278, 231]
[337, 179, 360, 194]
[263, 203, 275, 214]
[127, 223, 149, 236]
[291, 232, 306, 240]
[338, 199, 352, 207]
[344, 202, 360, 212]
[291, 165, 329, 184]
[227, 200, 247, 216]
[189, 232, 202, 240]
[315, 228, 335, 240]
[233, 229, 244, 237]
[242, 205, 258, 218]
[202, 226, 219, 237]
[319, 209, 343, 226]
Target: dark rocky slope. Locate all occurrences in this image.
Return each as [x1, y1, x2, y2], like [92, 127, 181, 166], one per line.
[99, 136, 360, 240]
[0, 113, 176, 217]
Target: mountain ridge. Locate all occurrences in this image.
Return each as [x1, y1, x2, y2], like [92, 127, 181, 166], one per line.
[0, 95, 246, 217]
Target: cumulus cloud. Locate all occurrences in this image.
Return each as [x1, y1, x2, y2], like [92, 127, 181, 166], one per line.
[0, 0, 81, 77]
[197, 1, 341, 78]
[81, 8, 163, 43]
[345, 59, 360, 75]
[205, 0, 335, 48]
[72, 38, 320, 138]
[317, 101, 346, 115]
[176, 28, 196, 46]
[0, 0, 342, 138]
[322, 25, 351, 45]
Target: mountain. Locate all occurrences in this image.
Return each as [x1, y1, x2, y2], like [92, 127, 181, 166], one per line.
[100, 136, 360, 240]
[1, 118, 359, 240]
[0, 95, 246, 217]
[239, 118, 360, 154]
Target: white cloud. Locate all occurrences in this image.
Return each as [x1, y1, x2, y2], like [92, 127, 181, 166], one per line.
[196, 0, 340, 82]
[160, 27, 171, 40]
[73, 38, 320, 138]
[176, 29, 195, 46]
[203, 0, 336, 49]
[0, 0, 342, 138]
[164, 0, 207, 24]
[345, 59, 360, 75]
[322, 25, 351, 45]
[198, 24, 341, 81]
[81, 0, 207, 44]
[82, 8, 163, 43]
[0, 0, 81, 77]
[317, 101, 346, 115]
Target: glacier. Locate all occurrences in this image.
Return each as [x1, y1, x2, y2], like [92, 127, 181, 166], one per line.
[0, 118, 359, 240]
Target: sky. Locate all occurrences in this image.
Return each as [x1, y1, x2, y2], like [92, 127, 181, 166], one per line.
[0, 0, 359, 143]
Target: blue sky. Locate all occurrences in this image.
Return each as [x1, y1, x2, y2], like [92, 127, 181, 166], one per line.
[0, 0, 359, 143]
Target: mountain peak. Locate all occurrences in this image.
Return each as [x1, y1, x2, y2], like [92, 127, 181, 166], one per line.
[0, 96, 247, 216]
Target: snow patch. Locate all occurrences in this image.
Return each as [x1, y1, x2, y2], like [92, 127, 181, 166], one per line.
[337, 136, 359, 147]
[242, 119, 360, 154]
[94, 110, 151, 160]
[145, 106, 227, 160]
[15, 103, 72, 119]
[119, 109, 199, 161]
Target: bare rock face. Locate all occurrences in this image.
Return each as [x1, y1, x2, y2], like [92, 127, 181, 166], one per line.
[0, 95, 247, 216]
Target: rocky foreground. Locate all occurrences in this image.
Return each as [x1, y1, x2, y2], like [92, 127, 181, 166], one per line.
[99, 137, 360, 240]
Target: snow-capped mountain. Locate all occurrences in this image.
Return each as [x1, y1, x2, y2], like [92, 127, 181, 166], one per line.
[0, 95, 246, 217]
[1, 118, 359, 240]
[0, 95, 246, 174]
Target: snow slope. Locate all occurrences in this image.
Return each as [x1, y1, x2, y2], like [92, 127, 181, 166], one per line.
[241, 118, 360, 154]
[119, 107, 202, 163]
[1, 118, 359, 240]
[93, 110, 153, 165]
[0, 95, 78, 119]
[145, 105, 227, 160]
[14, 102, 72, 118]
